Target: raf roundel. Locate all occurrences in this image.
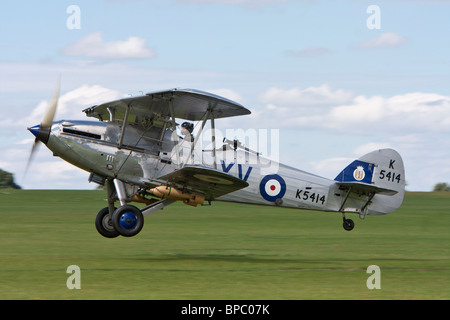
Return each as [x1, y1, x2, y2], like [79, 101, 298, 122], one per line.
[259, 174, 287, 202]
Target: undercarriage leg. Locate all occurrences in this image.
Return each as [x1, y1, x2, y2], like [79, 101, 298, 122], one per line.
[141, 199, 174, 217]
[105, 179, 116, 215]
[113, 178, 128, 206]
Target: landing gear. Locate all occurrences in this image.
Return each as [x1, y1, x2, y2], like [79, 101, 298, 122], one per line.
[95, 206, 120, 238]
[342, 216, 355, 231]
[111, 205, 144, 237]
[94, 205, 145, 238]
[94, 179, 145, 238]
[93, 178, 176, 238]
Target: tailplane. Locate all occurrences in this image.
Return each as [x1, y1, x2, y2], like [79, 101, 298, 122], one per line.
[334, 148, 405, 215]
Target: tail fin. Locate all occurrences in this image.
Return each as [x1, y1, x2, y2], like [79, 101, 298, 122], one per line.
[335, 148, 405, 215]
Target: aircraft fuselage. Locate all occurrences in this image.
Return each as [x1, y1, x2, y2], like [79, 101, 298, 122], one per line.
[33, 120, 345, 212]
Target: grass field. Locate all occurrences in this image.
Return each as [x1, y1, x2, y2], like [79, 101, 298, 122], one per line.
[0, 189, 449, 300]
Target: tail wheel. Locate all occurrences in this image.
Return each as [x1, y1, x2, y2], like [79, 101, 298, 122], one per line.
[95, 207, 119, 238]
[112, 205, 144, 237]
[343, 218, 355, 231]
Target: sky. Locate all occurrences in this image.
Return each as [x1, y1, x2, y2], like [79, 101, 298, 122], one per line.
[1, 0, 450, 191]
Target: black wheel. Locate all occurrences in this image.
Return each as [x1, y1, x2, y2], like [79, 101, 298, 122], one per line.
[343, 218, 355, 231]
[112, 205, 144, 237]
[95, 207, 120, 238]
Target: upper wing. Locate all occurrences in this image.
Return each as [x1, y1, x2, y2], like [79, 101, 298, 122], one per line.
[156, 165, 249, 200]
[82, 88, 251, 125]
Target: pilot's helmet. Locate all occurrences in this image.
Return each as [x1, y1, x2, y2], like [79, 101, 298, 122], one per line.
[181, 122, 194, 133]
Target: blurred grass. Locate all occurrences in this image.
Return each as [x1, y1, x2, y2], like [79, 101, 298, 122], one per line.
[0, 189, 449, 299]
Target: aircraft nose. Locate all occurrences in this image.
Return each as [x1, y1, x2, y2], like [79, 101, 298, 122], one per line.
[28, 124, 40, 138]
[27, 123, 51, 145]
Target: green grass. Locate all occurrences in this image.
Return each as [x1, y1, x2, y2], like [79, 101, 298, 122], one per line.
[0, 189, 449, 299]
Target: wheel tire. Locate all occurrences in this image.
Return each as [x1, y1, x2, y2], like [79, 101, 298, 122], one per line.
[112, 205, 144, 237]
[95, 207, 120, 238]
[343, 218, 355, 231]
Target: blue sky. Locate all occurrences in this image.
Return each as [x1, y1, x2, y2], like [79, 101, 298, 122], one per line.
[1, 0, 450, 191]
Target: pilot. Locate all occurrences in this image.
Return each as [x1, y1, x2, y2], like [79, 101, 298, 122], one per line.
[180, 121, 194, 142]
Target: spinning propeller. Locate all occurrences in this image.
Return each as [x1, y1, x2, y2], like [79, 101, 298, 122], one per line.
[25, 77, 61, 176]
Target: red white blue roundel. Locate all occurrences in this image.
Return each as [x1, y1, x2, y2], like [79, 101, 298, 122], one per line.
[259, 174, 286, 202]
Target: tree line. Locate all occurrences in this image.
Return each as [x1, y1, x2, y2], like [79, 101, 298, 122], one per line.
[0, 169, 21, 189]
[433, 183, 450, 192]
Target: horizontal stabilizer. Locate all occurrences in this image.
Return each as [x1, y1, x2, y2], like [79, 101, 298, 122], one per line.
[336, 182, 398, 196]
[156, 165, 249, 200]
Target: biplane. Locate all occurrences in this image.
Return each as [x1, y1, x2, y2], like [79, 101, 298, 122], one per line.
[27, 82, 405, 237]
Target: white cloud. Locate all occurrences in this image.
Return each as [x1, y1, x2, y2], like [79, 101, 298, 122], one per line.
[255, 86, 450, 135]
[22, 160, 90, 190]
[358, 32, 407, 49]
[308, 157, 351, 179]
[61, 32, 155, 59]
[259, 84, 354, 108]
[26, 85, 123, 127]
[325, 92, 450, 133]
[352, 142, 393, 156]
[207, 88, 245, 105]
[58, 85, 124, 119]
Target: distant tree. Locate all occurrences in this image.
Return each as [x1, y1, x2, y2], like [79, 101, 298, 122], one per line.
[433, 183, 450, 192]
[0, 169, 21, 189]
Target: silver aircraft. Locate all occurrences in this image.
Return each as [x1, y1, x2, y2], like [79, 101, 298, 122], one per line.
[27, 83, 405, 237]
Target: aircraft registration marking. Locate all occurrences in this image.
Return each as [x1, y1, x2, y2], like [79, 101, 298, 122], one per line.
[295, 188, 326, 205]
[378, 159, 401, 183]
[220, 160, 252, 182]
[378, 170, 401, 183]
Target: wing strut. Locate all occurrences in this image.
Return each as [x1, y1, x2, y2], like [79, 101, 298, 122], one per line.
[184, 109, 210, 167]
[360, 192, 376, 217]
[178, 104, 218, 169]
[338, 185, 378, 218]
[168, 98, 181, 167]
[338, 186, 352, 212]
[210, 108, 217, 169]
[118, 104, 130, 149]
